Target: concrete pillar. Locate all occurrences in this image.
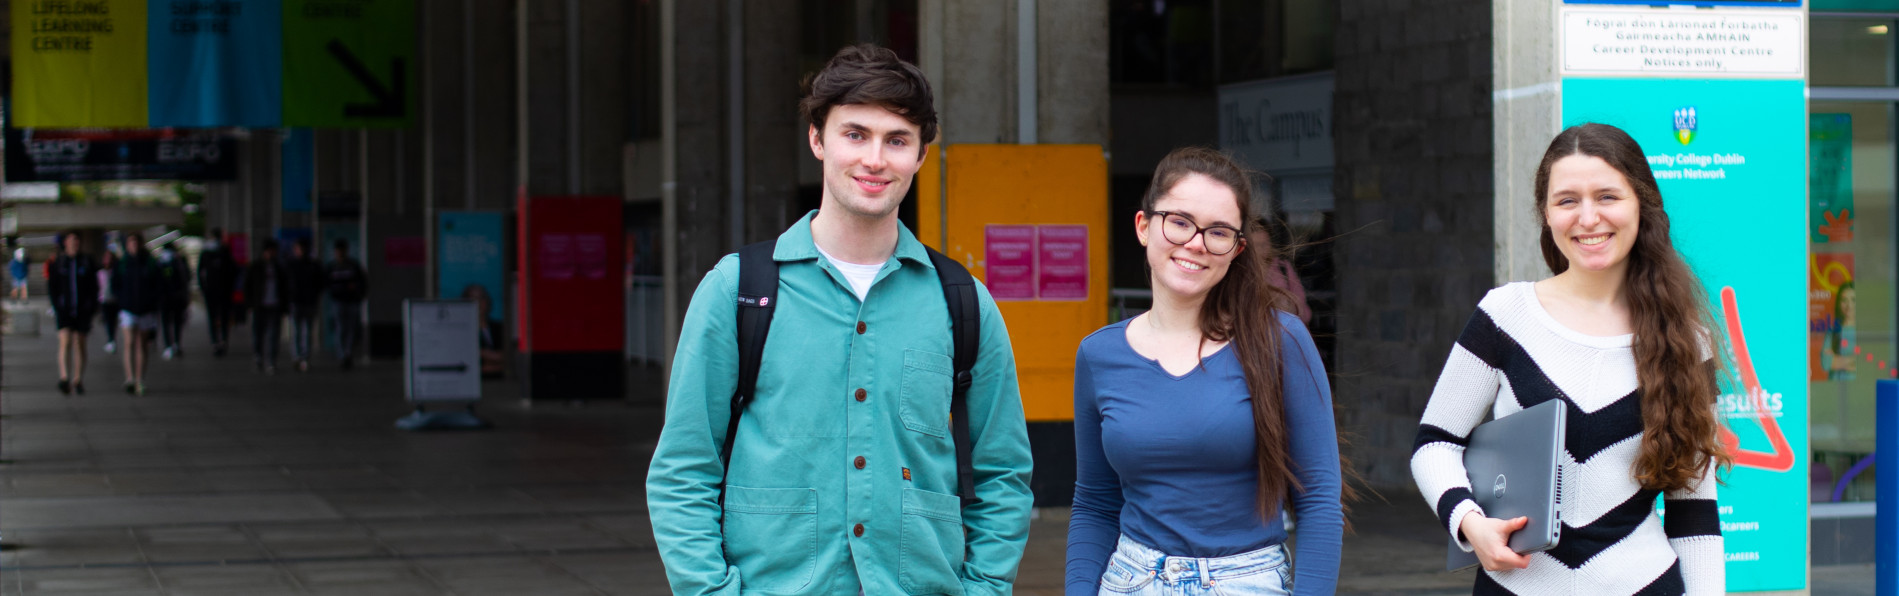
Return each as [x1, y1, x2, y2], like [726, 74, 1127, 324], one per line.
[741, 0, 803, 242]
[1493, 1, 1560, 285]
[516, 0, 631, 399]
[1332, 0, 1495, 489]
[1035, 0, 1108, 146]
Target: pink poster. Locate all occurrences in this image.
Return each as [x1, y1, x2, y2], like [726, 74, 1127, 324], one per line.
[540, 234, 575, 280]
[383, 236, 426, 267]
[576, 234, 608, 279]
[1037, 225, 1089, 300]
[984, 225, 1036, 301]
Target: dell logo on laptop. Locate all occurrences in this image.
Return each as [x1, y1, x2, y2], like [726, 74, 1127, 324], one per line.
[1493, 474, 1508, 499]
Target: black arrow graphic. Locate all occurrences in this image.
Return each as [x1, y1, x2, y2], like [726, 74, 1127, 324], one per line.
[326, 39, 406, 119]
[418, 363, 470, 373]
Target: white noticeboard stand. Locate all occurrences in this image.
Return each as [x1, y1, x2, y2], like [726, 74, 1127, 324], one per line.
[398, 300, 488, 429]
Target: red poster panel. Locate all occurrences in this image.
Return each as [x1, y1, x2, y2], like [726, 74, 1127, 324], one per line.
[984, 225, 1036, 300]
[383, 236, 425, 267]
[520, 196, 624, 353]
[1037, 225, 1089, 300]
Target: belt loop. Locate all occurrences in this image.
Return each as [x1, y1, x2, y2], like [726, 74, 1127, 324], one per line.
[1198, 558, 1211, 586]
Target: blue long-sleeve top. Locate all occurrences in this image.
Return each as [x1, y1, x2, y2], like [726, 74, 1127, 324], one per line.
[1066, 312, 1343, 595]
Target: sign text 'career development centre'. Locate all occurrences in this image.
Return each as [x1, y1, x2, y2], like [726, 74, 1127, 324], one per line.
[1563, 9, 1804, 77]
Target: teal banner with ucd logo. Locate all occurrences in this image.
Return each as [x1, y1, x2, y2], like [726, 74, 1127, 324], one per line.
[1563, 77, 1810, 592]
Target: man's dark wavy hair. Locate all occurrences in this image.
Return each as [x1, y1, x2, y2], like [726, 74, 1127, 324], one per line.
[798, 44, 938, 152]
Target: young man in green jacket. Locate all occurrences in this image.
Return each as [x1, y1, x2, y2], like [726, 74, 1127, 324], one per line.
[646, 44, 1034, 595]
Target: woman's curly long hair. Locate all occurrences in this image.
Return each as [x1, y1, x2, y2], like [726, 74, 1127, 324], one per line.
[1533, 123, 1731, 492]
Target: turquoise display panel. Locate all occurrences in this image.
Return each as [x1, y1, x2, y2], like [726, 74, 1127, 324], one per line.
[1563, 77, 1809, 592]
[146, 0, 283, 127]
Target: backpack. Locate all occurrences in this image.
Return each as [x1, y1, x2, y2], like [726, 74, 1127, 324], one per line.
[722, 240, 981, 509]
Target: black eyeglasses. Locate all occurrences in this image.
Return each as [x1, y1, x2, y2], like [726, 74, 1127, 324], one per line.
[1145, 210, 1244, 255]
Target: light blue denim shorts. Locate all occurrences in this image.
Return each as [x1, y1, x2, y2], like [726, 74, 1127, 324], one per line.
[1097, 534, 1292, 596]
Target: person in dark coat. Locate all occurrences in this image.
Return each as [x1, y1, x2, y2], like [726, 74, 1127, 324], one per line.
[113, 232, 165, 395]
[286, 238, 326, 372]
[196, 228, 240, 357]
[325, 239, 368, 369]
[97, 250, 120, 354]
[158, 244, 192, 360]
[243, 240, 289, 374]
[47, 230, 100, 395]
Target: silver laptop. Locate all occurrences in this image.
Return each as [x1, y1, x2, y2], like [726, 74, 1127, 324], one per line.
[1447, 398, 1566, 571]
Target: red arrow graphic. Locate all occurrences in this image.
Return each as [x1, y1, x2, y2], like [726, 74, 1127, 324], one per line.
[1717, 286, 1797, 472]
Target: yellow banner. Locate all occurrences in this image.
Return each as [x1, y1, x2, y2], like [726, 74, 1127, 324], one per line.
[12, 0, 148, 128]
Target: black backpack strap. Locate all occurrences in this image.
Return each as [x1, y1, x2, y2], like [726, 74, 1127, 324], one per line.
[723, 240, 780, 484]
[926, 247, 981, 508]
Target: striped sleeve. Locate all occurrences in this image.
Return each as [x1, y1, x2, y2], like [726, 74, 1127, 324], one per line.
[1665, 458, 1724, 596]
[1411, 310, 1505, 550]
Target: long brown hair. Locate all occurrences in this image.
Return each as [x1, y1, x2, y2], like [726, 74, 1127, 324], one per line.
[1532, 123, 1730, 492]
[1142, 147, 1323, 518]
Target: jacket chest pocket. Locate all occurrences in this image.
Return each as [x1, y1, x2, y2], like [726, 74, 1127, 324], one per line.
[900, 349, 954, 438]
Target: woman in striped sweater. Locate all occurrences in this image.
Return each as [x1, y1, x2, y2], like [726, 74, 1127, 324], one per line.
[1411, 123, 1730, 595]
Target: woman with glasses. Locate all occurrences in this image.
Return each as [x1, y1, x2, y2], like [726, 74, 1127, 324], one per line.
[1067, 147, 1343, 596]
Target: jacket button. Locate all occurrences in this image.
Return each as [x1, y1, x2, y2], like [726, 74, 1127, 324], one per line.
[855, 388, 867, 402]
[854, 456, 866, 469]
[856, 321, 867, 334]
[853, 524, 865, 537]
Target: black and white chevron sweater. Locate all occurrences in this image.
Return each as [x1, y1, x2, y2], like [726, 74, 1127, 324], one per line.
[1411, 282, 1723, 595]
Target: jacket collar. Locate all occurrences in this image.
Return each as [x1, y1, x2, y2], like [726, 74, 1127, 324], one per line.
[772, 210, 932, 269]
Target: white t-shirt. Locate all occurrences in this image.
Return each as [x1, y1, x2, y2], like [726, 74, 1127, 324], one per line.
[815, 244, 886, 301]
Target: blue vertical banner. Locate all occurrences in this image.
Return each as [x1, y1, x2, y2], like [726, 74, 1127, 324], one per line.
[438, 211, 506, 321]
[282, 129, 314, 212]
[145, 0, 283, 127]
[1564, 78, 1810, 592]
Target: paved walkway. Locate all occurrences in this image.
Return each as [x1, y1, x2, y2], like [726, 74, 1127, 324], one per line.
[0, 299, 1873, 595]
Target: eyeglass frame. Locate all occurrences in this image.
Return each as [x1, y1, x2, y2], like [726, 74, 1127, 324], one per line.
[1142, 210, 1247, 255]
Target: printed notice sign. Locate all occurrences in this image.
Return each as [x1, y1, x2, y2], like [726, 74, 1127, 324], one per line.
[1037, 225, 1090, 300]
[1562, 9, 1804, 78]
[404, 300, 481, 402]
[984, 225, 1036, 301]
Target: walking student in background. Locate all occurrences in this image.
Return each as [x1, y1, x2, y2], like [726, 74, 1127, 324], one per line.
[97, 250, 120, 354]
[1410, 123, 1728, 595]
[47, 231, 100, 396]
[646, 44, 1033, 595]
[197, 227, 240, 357]
[325, 239, 367, 369]
[287, 238, 326, 372]
[9, 242, 29, 302]
[244, 240, 288, 375]
[1066, 147, 1343, 596]
[158, 244, 192, 360]
[113, 233, 164, 396]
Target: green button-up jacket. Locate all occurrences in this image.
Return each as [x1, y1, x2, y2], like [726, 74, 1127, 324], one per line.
[647, 213, 1034, 595]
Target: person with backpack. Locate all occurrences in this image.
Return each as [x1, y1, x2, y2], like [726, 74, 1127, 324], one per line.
[157, 244, 192, 360]
[47, 231, 100, 395]
[197, 228, 240, 357]
[113, 233, 165, 395]
[243, 240, 289, 374]
[286, 238, 326, 372]
[324, 239, 368, 369]
[645, 44, 1034, 596]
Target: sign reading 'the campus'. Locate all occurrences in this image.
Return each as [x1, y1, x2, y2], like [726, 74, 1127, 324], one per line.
[10, 0, 414, 128]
